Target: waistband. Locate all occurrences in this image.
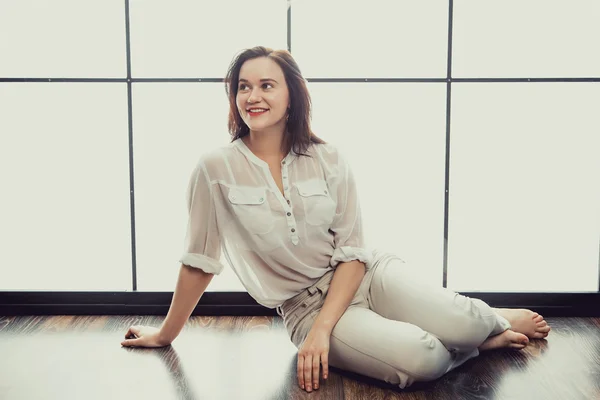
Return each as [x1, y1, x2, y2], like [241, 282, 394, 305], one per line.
[276, 268, 334, 319]
[275, 249, 404, 318]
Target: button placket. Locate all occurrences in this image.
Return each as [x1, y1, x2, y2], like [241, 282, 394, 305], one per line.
[282, 162, 293, 216]
[282, 162, 289, 195]
[280, 159, 298, 244]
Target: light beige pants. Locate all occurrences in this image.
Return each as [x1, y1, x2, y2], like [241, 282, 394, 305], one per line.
[276, 250, 511, 389]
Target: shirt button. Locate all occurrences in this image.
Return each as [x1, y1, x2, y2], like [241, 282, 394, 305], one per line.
[287, 212, 291, 216]
[287, 200, 291, 205]
[291, 228, 295, 232]
[282, 160, 286, 165]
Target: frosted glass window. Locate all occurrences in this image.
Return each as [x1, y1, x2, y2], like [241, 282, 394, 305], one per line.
[0, 0, 127, 78]
[133, 83, 244, 292]
[308, 83, 447, 284]
[292, 0, 448, 78]
[0, 83, 132, 290]
[448, 83, 600, 292]
[129, 0, 287, 78]
[453, 0, 600, 78]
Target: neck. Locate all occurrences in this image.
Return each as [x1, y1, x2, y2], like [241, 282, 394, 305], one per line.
[243, 126, 287, 161]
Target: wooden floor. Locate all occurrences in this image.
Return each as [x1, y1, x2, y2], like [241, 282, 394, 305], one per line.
[0, 315, 599, 400]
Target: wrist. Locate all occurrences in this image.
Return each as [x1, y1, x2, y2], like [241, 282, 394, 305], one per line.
[311, 319, 334, 336]
[158, 328, 174, 346]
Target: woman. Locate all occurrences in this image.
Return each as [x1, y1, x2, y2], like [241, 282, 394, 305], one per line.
[121, 46, 551, 392]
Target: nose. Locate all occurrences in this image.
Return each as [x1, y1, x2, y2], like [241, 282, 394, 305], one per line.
[247, 88, 262, 104]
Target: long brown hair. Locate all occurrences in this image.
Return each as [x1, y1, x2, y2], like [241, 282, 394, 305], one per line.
[224, 46, 326, 158]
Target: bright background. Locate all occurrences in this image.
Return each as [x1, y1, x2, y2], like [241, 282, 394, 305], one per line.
[1, 0, 599, 293]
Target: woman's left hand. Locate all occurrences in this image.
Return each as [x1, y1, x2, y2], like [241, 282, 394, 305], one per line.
[297, 327, 330, 392]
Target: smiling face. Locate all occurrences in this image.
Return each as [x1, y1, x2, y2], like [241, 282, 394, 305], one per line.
[236, 57, 290, 135]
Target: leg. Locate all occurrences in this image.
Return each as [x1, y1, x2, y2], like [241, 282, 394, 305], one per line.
[327, 306, 479, 389]
[367, 257, 529, 352]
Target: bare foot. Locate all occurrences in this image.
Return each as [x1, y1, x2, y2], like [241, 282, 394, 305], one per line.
[493, 308, 551, 339]
[479, 329, 529, 352]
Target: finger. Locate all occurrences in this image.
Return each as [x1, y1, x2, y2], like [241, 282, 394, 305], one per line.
[321, 352, 329, 380]
[121, 338, 142, 347]
[312, 353, 320, 389]
[124, 330, 138, 339]
[297, 355, 305, 389]
[124, 326, 139, 338]
[304, 354, 313, 391]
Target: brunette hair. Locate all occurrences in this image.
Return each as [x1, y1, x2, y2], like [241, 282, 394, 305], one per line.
[224, 46, 326, 158]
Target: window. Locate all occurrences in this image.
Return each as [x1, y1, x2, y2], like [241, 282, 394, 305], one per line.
[1, 0, 598, 297]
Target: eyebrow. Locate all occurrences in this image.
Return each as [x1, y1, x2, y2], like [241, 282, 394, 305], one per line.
[238, 78, 278, 84]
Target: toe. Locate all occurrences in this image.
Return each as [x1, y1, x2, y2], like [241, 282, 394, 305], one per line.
[538, 325, 551, 333]
[532, 331, 548, 339]
[536, 321, 548, 327]
[533, 315, 544, 323]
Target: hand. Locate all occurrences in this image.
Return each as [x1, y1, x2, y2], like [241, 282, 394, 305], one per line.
[120, 325, 171, 348]
[297, 327, 330, 392]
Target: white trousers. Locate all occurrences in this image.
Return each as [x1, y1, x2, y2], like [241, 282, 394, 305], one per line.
[277, 251, 511, 389]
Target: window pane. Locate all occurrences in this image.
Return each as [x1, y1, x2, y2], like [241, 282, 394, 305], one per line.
[133, 83, 245, 292]
[453, 0, 600, 78]
[0, 0, 126, 78]
[0, 83, 132, 290]
[448, 83, 600, 291]
[130, 0, 287, 78]
[292, 0, 448, 78]
[308, 83, 447, 284]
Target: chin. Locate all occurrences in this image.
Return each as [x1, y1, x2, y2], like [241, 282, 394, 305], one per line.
[248, 122, 276, 132]
[244, 116, 286, 133]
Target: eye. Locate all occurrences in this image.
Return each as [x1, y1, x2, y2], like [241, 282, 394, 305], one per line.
[262, 83, 273, 90]
[238, 83, 249, 91]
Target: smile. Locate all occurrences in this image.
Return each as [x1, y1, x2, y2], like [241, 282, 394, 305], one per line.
[247, 108, 269, 116]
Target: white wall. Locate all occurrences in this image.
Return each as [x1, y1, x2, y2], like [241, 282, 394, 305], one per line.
[1, 0, 598, 292]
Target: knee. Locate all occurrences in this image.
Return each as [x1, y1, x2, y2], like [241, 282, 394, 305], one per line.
[390, 332, 449, 381]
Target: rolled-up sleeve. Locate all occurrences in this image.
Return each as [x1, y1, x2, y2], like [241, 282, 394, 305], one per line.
[178, 160, 225, 275]
[328, 150, 373, 270]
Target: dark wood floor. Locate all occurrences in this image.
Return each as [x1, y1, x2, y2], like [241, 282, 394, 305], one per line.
[0, 315, 599, 400]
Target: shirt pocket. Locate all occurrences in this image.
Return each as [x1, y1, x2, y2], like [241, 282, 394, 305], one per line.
[296, 179, 336, 227]
[228, 186, 275, 235]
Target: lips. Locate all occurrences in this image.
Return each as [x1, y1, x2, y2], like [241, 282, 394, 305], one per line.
[247, 108, 269, 117]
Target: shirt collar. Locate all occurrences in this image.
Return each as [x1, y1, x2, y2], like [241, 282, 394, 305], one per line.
[234, 137, 297, 168]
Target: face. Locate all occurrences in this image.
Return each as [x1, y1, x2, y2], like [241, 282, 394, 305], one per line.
[236, 57, 290, 135]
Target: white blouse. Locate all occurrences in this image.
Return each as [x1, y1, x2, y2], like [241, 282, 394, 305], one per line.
[178, 137, 374, 308]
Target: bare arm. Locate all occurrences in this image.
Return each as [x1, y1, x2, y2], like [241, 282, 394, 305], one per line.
[158, 263, 215, 344]
[311, 260, 366, 334]
[295, 260, 365, 390]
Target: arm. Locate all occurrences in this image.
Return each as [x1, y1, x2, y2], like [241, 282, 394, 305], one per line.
[315, 147, 372, 333]
[123, 159, 224, 347]
[161, 159, 224, 343]
[295, 148, 372, 391]
[310, 259, 365, 335]
[158, 264, 215, 344]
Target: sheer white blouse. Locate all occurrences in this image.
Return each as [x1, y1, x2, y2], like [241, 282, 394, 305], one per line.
[178, 137, 374, 308]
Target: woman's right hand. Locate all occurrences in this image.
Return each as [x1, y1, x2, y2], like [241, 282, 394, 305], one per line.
[121, 325, 171, 348]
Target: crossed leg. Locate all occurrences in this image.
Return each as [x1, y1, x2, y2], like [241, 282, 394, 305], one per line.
[368, 258, 550, 352]
[326, 257, 551, 388]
